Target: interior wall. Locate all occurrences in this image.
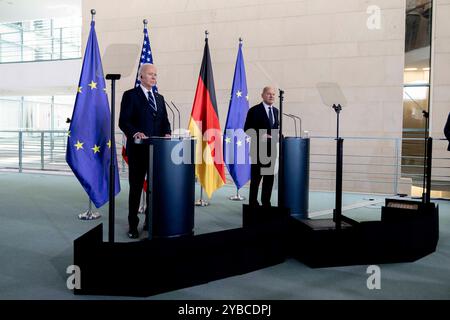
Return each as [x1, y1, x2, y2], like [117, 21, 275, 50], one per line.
[82, 0, 405, 135]
[82, 0, 407, 193]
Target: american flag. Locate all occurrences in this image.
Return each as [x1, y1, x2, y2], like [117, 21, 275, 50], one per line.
[135, 24, 157, 93]
[122, 23, 157, 195]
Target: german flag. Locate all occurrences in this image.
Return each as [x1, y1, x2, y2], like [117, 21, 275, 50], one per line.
[188, 37, 226, 198]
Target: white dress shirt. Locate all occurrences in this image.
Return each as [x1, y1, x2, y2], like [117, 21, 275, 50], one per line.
[140, 84, 156, 109]
[262, 102, 275, 125]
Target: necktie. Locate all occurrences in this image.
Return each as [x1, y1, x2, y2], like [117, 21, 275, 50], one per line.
[148, 91, 157, 112]
[268, 107, 274, 127]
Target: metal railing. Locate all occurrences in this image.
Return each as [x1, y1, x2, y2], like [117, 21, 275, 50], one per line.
[308, 135, 449, 197]
[0, 130, 448, 198]
[0, 130, 127, 173]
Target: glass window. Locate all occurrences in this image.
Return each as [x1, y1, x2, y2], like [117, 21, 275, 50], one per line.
[402, 0, 432, 184]
[54, 95, 75, 130]
[0, 17, 81, 63]
[0, 95, 75, 131]
[0, 98, 21, 130]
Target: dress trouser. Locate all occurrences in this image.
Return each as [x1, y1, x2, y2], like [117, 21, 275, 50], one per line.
[127, 144, 149, 231]
[249, 164, 274, 206]
[249, 135, 276, 206]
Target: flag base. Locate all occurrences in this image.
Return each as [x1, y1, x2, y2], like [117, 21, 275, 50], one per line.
[78, 209, 101, 220]
[229, 194, 245, 201]
[195, 199, 209, 207]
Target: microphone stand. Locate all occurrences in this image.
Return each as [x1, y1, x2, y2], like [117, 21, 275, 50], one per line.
[277, 89, 285, 208]
[422, 110, 429, 204]
[105, 73, 121, 243]
[404, 91, 430, 203]
[332, 103, 343, 230]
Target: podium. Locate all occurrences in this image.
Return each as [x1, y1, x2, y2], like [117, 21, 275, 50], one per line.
[140, 137, 195, 238]
[280, 137, 310, 218]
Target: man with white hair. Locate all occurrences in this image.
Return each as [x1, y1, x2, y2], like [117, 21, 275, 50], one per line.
[119, 63, 171, 239]
[244, 86, 279, 207]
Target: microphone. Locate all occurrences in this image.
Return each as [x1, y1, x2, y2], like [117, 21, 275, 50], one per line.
[283, 113, 297, 137]
[170, 101, 181, 135]
[164, 101, 176, 134]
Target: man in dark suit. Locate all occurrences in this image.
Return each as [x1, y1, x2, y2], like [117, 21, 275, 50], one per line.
[244, 86, 279, 207]
[445, 112, 450, 151]
[119, 63, 171, 239]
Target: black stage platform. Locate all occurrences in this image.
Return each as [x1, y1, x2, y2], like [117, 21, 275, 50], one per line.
[74, 201, 439, 297]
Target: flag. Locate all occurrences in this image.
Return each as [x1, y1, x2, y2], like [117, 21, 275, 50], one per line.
[122, 23, 157, 162]
[223, 41, 251, 190]
[188, 37, 226, 198]
[135, 23, 157, 91]
[66, 21, 120, 208]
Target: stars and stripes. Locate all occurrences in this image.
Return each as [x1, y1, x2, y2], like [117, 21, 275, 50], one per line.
[135, 24, 157, 93]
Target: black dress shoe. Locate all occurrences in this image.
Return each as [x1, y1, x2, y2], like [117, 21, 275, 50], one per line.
[127, 230, 139, 239]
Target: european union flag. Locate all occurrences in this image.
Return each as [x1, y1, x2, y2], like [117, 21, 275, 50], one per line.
[223, 41, 251, 190]
[66, 21, 120, 208]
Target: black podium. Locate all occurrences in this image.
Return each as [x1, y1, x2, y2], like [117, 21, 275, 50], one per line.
[281, 137, 310, 218]
[142, 137, 195, 238]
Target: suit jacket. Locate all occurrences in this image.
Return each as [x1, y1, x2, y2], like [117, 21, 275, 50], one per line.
[244, 102, 279, 166]
[445, 112, 450, 151]
[119, 87, 171, 149]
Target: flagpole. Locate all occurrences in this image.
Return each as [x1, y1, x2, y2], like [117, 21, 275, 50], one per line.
[229, 188, 245, 201]
[75, 10, 103, 221]
[195, 183, 209, 206]
[143, 18, 148, 39]
[228, 37, 245, 202]
[194, 29, 211, 207]
[227, 37, 247, 202]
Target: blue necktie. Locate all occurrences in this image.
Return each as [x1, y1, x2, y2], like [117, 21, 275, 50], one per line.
[268, 107, 274, 127]
[148, 91, 157, 112]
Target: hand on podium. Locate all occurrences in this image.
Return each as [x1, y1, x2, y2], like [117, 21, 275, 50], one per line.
[133, 132, 149, 139]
